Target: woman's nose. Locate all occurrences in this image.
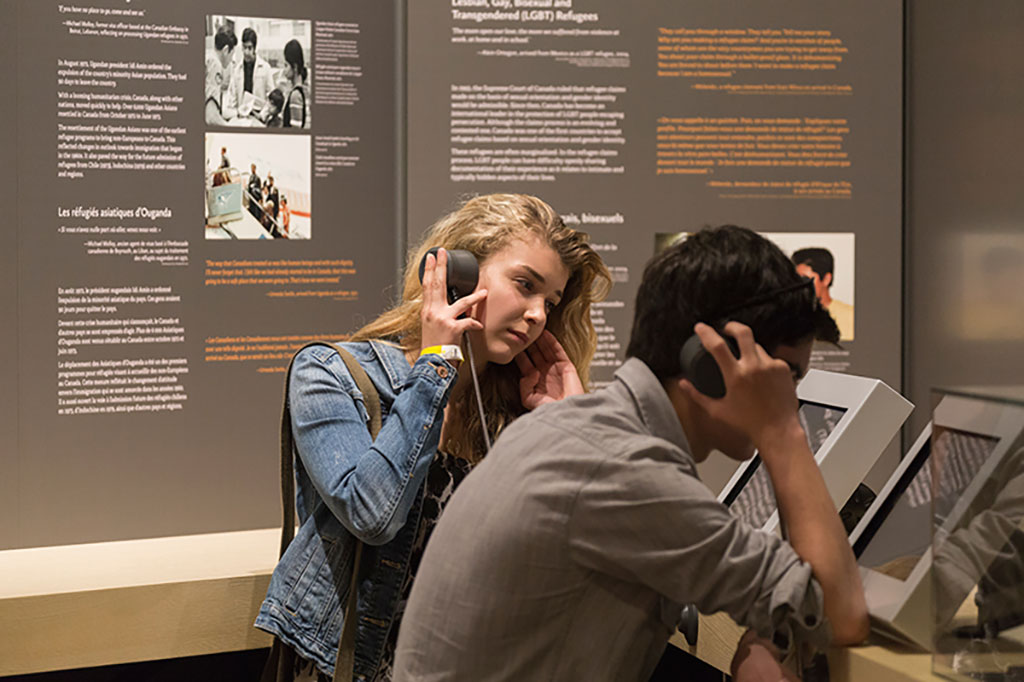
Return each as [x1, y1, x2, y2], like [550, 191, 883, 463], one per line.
[524, 298, 546, 325]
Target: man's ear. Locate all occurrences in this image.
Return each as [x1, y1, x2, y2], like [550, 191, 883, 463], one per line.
[822, 272, 833, 288]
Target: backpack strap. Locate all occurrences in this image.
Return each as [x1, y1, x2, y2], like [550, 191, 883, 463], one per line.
[330, 347, 379, 682]
[276, 341, 382, 682]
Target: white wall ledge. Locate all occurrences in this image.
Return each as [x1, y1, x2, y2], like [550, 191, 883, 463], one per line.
[0, 528, 281, 676]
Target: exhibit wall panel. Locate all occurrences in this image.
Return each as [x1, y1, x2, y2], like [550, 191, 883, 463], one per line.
[7, 0, 401, 549]
[905, 1, 1024, 438]
[4, 0, 911, 552]
[407, 0, 903, 394]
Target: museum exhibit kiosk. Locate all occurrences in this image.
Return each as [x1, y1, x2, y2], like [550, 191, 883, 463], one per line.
[677, 370, 912, 659]
[720, 368, 913, 534]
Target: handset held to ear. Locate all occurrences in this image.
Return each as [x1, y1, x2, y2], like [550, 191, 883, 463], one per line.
[417, 246, 492, 452]
[678, 332, 741, 399]
[418, 247, 479, 303]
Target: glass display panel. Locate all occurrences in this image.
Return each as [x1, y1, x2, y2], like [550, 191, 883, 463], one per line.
[933, 430, 1024, 632]
[930, 390, 1024, 679]
[855, 429, 998, 582]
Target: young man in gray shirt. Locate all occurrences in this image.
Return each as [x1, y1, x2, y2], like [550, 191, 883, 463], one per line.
[394, 226, 868, 681]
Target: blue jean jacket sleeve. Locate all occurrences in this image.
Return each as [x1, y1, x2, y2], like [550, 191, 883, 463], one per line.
[289, 345, 456, 545]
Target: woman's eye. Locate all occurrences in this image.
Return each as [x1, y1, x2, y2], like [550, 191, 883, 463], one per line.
[545, 300, 556, 314]
[516, 277, 533, 292]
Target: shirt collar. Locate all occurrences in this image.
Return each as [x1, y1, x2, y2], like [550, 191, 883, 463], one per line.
[614, 358, 691, 455]
[368, 339, 411, 392]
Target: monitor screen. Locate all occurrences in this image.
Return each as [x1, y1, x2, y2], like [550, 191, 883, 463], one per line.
[854, 428, 1000, 581]
[725, 401, 847, 529]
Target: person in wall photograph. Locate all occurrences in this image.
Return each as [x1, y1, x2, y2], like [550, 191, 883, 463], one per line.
[278, 196, 291, 237]
[247, 163, 263, 219]
[265, 174, 280, 222]
[204, 25, 237, 126]
[791, 247, 854, 341]
[228, 27, 275, 119]
[280, 39, 310, 128]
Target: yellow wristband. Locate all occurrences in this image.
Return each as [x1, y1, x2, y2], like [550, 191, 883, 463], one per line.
[419, 345, 464, 362]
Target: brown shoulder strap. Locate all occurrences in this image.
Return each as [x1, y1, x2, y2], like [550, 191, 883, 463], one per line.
[334, 347, 382, 438]
[277, 342, 381, 682]
[278, 342, 382, 556]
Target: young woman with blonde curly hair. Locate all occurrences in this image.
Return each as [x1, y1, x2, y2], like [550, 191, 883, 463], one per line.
[256, 193, 611, 681]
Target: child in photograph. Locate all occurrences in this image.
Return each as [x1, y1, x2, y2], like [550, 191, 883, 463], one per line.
[254, 88, 285, 128]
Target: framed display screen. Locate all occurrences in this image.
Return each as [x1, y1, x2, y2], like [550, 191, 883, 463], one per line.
[717, 369, 911, 533]
[726, 402, 848, 529]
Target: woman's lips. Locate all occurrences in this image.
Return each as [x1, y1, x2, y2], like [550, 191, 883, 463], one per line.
[508, 329, 529, 345]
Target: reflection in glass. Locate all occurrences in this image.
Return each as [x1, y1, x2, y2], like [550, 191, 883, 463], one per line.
[855, 430, 998, 583]
[933, 434, 1024, 635]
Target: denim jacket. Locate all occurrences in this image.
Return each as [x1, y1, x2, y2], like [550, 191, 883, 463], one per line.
[255, 340, 458, 679]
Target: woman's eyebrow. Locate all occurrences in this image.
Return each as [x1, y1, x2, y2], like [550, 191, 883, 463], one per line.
[520, 265, 564, 300]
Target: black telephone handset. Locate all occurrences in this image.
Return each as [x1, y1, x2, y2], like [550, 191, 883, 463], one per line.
[417, 247, 479, 304]
[678, 332, 741, 399]
[417, 247, 492, 451]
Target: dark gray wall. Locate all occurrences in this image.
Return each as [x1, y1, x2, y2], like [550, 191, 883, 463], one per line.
[8, 0, 1019, 550]
[905, 1, 1024, 437]
[2, 1, 20, 549]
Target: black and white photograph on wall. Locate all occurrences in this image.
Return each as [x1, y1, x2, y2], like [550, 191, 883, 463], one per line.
[654, 231, 855, 341]
[204, 15, 312, 129]
[205, 132, 311, 239]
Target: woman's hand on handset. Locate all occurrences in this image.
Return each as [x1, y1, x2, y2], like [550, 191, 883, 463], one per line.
[678, 322, 802, 451]
[419, 248, 487, 352]
[516, 330, 584, 410]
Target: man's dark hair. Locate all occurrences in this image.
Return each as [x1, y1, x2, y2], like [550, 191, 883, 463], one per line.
[242, 27, 257, 47]
[214, 25, 237, 51]
[791, 247, 835, 286]
[627, 225, 839, 381]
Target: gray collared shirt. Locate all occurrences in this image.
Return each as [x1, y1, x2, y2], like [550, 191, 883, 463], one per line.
[394, 358, 827, 682]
